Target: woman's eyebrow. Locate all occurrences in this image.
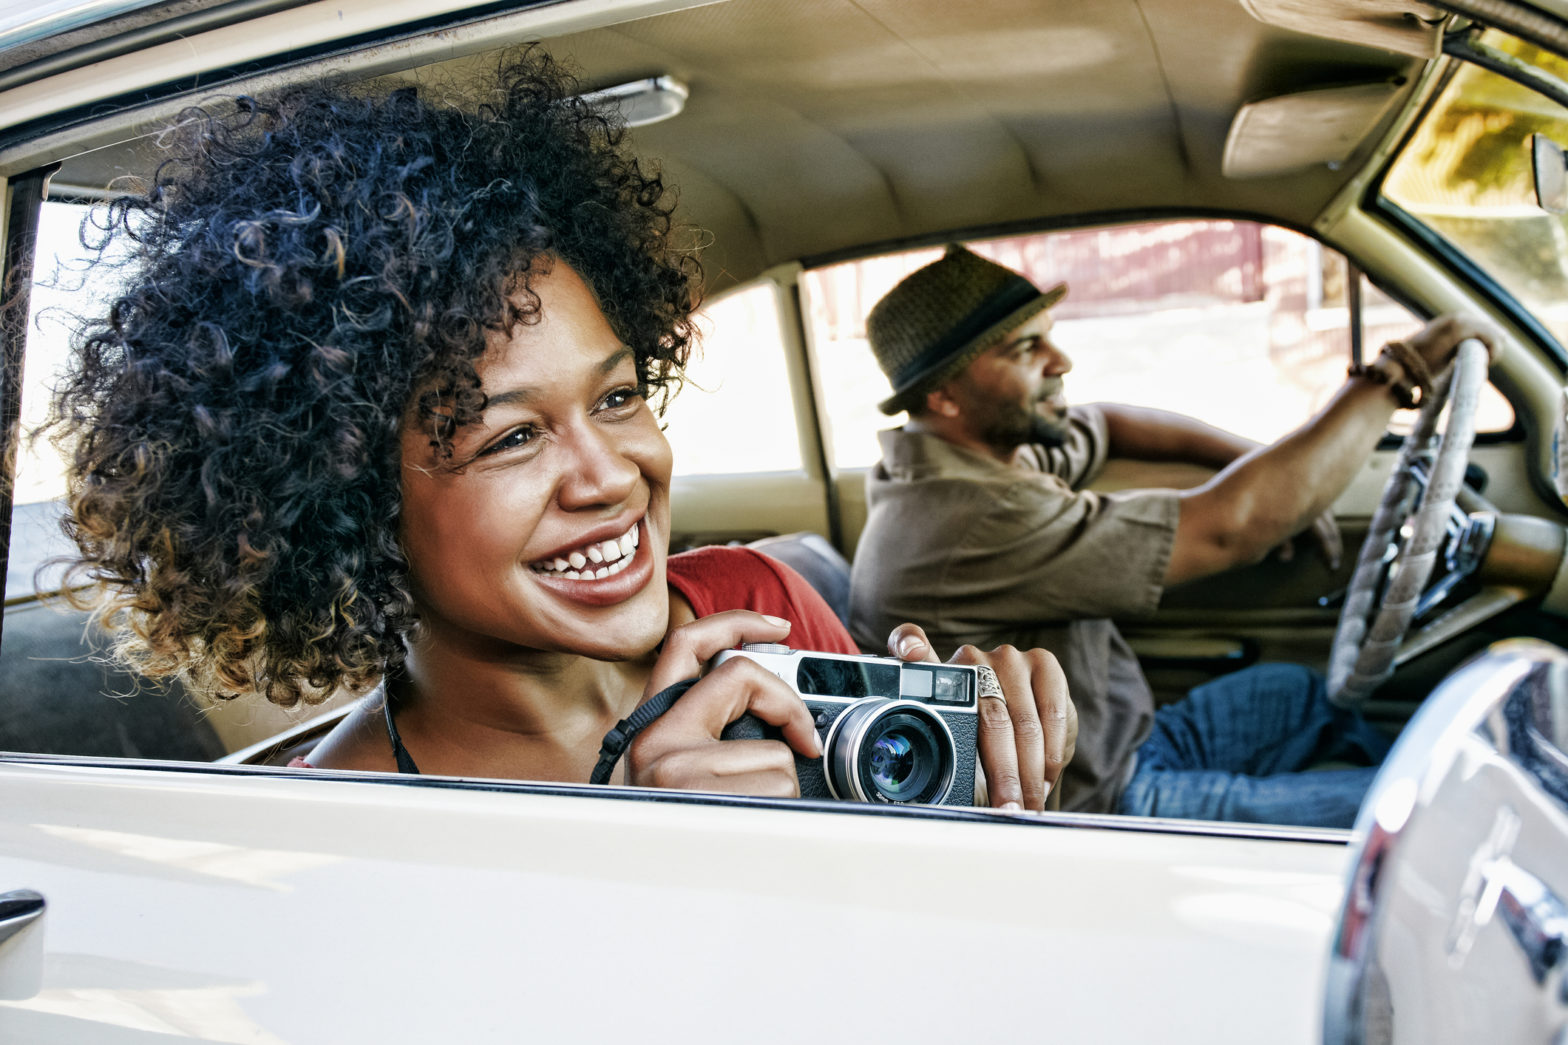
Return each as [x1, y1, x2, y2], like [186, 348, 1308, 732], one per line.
[481, 345, 635, 411]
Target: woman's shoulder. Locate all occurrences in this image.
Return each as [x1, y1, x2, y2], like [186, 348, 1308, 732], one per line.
[667, 544, 795, 608]
[668, 544, 856, 654]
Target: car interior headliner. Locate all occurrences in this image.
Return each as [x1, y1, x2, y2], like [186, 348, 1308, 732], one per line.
[40, 0, 1431, 291]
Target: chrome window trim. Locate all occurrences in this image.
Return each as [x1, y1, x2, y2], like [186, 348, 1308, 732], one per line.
[0, 751, 1353, 844]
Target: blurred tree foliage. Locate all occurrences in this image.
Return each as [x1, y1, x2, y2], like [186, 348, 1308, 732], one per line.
[1384, 31, 1568, 347]
[1390, 33, 1568, 206]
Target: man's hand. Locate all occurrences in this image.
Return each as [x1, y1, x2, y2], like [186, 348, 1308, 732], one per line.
[625, 611, 821, 795]
[1402, 313, 1506, 377]
[886, 623, 1076, 811]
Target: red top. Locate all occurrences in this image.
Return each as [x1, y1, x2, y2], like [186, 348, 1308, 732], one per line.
[665, 545, 857, 654]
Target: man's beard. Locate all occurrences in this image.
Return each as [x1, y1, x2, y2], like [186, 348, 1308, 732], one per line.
[979, 399, 1070, 451]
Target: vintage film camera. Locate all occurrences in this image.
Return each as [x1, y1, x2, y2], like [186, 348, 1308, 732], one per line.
[714, 644, 979, 806]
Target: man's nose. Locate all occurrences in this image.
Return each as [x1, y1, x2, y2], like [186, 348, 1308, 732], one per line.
[556, 421, 640, 510]
[1041, 341, 1073, 376]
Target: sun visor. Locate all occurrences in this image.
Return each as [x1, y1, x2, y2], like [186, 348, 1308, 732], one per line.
[1239, 0, 1444, 58]
[1223, 81, 1408, 179]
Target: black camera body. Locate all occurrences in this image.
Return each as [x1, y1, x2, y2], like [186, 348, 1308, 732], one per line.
[714, 644, 979, 806]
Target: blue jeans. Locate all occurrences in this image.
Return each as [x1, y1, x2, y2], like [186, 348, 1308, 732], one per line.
[1116, 663, 1392, 828]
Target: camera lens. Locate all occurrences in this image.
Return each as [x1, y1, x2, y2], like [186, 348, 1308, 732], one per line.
[866, 719, 936, 800]
[824, 700, 956, 805]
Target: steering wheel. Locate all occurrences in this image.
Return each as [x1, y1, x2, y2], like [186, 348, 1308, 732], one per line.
[1327, 338, 1489, 708]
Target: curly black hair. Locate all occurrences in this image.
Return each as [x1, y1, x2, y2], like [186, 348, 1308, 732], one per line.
[44, 47, 701, 707]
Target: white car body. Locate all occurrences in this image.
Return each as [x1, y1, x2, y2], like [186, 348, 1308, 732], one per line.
[2, 0, 1567, 1041]
[1, 761, 1345, 1042]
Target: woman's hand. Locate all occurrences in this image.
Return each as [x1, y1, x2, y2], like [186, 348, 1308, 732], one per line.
[887, 623, 1076, 812]
[624, 611, 821, 796]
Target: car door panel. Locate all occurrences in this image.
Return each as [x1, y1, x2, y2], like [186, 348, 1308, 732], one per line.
[670, 473, 831, 552]
[0, 760, 1345, 1044]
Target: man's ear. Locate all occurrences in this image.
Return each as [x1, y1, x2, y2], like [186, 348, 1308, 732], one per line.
[925, 384, 961, 419]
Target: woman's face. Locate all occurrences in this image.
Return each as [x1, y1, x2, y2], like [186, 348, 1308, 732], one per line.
[397, 261, 675, 661]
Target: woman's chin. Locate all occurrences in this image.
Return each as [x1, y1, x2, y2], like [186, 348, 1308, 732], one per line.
[553, 602, 670, 662]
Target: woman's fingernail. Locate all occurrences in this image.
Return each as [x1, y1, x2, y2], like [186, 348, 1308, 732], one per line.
[1001, 801, 1022, 811]
[896, 634, 925, 658]
[763, 615, 791, 628]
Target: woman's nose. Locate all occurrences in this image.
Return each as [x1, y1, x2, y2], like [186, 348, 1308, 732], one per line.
[555, 422, 640, 510]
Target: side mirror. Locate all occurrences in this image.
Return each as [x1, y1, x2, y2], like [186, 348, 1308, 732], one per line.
[1323, 639, 1568, 1044]
[1532, 133, 1568, 214]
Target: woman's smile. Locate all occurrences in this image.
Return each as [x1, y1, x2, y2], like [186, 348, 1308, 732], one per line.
[530, 518, 641, 579]
[527, 517, 656, 608]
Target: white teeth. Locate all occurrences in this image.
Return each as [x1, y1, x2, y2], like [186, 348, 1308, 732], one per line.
[533, 523, 641, 579]
[630, 526, 640, 548]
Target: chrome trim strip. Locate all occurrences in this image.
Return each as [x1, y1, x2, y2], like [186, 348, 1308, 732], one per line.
[0, 0, 166, 52]
[0, 751, 1351, 843]
[0, 888, 45, 947]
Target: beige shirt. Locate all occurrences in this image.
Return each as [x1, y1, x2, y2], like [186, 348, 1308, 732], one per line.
[849, 405, 1181, 813]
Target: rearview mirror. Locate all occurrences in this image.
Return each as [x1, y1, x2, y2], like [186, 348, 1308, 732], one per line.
[1531, 133, 1568, 214]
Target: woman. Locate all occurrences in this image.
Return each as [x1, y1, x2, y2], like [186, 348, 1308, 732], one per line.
[46, 49, 1073, 809]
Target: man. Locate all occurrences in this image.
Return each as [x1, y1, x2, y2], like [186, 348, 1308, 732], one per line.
[849, 244, 1500, 825]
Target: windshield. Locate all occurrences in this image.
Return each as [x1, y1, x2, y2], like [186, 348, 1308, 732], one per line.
[1382, 29, 1568, 349]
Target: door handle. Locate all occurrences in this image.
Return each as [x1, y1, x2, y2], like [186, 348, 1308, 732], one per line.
[0, 890, 44, 947]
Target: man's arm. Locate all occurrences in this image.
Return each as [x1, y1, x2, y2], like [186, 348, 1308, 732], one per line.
[1096, 401, 1340, 569]
[1096, 403, 1258, 469]
[1163, 314, 1500, 587]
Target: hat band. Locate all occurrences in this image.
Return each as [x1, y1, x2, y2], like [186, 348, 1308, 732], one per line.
[887, 274, 1044, 391]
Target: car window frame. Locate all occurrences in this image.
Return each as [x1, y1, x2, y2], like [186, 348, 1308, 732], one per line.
[0, 4, 1367, 848]
[798, 210, 1525, 471]
[1364, 41, 1568, 370]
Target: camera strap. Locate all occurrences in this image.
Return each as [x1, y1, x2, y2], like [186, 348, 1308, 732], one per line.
[588, 677, 698, 785]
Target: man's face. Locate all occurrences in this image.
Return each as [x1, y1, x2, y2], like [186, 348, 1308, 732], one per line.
[946, 311, 1073, 451]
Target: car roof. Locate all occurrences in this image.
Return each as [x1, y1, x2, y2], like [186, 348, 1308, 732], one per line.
[0, 0, 1488, 291]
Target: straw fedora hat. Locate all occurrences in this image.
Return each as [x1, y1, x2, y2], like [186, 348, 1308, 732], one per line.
[868, 245, 1067, 415]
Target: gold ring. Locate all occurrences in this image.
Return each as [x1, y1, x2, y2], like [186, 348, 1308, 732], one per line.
[975, 665, 1005, 704]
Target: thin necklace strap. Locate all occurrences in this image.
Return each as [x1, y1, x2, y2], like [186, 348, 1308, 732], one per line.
[382, 694, 421, 775]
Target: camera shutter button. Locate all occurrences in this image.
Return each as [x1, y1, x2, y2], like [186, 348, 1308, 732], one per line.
[739, 642, 791, 653]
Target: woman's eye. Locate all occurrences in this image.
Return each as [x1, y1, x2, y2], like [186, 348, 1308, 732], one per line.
[481, 425, 537, 456]
[600, 387, 642, 411]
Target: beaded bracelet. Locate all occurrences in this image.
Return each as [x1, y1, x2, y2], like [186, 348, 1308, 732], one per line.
[1381, 338, 1435, 398]
[1347, 351, 1420, 409]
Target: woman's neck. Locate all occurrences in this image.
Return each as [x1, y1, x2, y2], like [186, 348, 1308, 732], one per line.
[388, 588, 698, 782]
[390, 642, 650, 782]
